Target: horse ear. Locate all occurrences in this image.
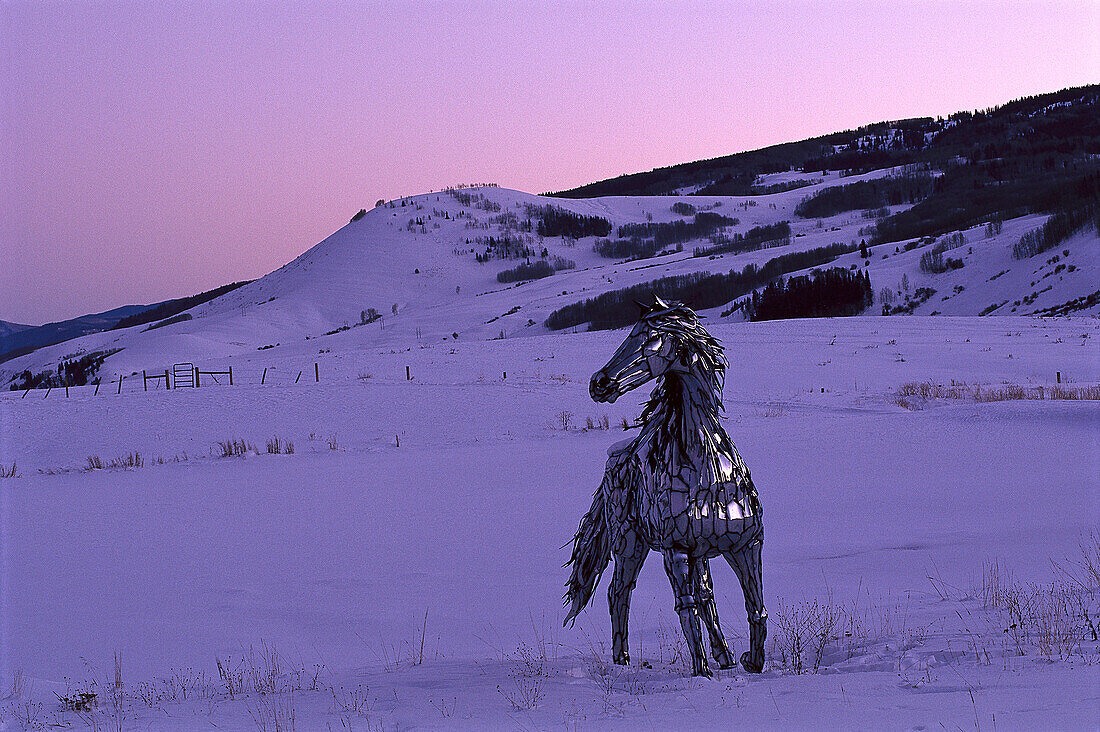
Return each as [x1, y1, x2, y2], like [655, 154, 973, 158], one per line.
[652, 295, 671, 311]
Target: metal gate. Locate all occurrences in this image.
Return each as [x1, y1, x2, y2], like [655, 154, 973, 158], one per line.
[172, 362, 195, 388]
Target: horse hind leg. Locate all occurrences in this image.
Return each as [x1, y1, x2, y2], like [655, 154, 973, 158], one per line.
[724, 537, 767, 673]
[608, 533, 648, 665]
[662, 550, 712, 677]
[693, 559, 734, 669]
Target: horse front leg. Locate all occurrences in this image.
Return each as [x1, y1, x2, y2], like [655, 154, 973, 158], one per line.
[694, 559, 734, 669]
[663, 550, 711, 677]
[725, 537, 766, 673]
[609, 532, 647, 665]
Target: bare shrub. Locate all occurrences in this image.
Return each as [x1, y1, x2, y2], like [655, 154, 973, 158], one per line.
[558, 410, 573, 430]
[0, 462, 16, 478]
[248, 691, 296, 732]
[497, 626, 553, 712]
[329, 684, 372, 716]
[981, 554, 1098, 661]
[9, 700, 45, 730]
[496, 670, 544, 711]
[585, 415, 611, 430]
[770, 598, 844, 673]
[86, 456, 104, 470]
[216, 656, 248, 699]
[326, 435, 339, 450]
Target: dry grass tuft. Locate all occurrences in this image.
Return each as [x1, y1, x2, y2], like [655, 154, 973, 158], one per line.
[266, 436, 294, 455]
[895, 380, 1099, 407]
[217, 439, 254, 458]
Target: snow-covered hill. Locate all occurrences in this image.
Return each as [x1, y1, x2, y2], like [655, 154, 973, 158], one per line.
[3, 171, 1096, 387]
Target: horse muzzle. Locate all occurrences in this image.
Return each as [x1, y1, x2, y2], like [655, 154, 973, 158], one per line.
[590, 371, 619, 403]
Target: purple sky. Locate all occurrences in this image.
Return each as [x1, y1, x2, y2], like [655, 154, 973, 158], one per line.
[2, 1, 1097, 325]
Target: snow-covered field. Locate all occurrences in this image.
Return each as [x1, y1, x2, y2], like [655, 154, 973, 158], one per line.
[3, 315, 1098, 729]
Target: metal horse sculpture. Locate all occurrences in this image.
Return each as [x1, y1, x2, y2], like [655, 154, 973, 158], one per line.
[564, 297, 766, 677]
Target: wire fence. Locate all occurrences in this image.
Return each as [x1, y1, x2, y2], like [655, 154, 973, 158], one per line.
[7, 359, 450, 398]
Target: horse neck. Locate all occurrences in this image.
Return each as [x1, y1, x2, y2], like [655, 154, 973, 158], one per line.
[640, 364, 729, 464]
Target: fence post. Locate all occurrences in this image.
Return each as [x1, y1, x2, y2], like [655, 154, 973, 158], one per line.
[315, 363, 319, 382]
[118, 375, 123, 394]
[22, 387, 30, 399]
[229, 366, 234, 386]
[1057, 371, 1061, 384]
[406, 365, 410, 381]
[195, 366, 200, 388]
[165, 369, 171, 390]
[66, 385, 69, 398]
[44, 387, 51, 399]
[143, 370, 148, 391]
[261, 367, 267, 385]
[295, 371, 302, 383]
[94, 379, 101, 396]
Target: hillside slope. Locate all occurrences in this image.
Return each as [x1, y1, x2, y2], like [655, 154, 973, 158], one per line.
[3, 171, 1097, 388]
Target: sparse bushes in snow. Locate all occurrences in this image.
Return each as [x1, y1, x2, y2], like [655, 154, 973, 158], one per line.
[217, 439, 254, 458]
[770, 597, 844, 674]
[893, 379, 1100, 409]
[919, 232, 967, 273]
[85, 453, 142, 470]
[9, 349, 119, 390]
[266, 437, 294, 455]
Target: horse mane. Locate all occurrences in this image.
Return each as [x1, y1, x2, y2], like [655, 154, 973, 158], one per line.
[636, 303, 729, 473]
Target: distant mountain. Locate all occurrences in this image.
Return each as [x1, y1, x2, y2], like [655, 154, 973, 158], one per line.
[0, 320, 32, 339]
[0, 280, 254, 365]
[552, 85, 1099, 199]
[0, 304, 155, 364]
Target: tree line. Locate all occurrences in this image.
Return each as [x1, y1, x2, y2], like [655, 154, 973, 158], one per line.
[793, 173, 934, 219]
[545, 242, 856, 331]
[744, 268, 873, 321]
[692, 221, 790, 257]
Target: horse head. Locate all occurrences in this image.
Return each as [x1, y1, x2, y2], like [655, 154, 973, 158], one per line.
[590, 296, 706, 403]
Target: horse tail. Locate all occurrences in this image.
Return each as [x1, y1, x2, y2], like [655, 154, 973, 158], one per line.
[563, 479, 612, 626]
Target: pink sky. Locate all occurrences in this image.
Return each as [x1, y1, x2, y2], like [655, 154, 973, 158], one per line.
[2, 1, 1097, 325]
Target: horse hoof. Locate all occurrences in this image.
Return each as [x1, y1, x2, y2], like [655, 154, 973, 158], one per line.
[693, 660, 713, 678]
[613, 652, 629, 666]
[740, 651, 763, 674]
[714, 649, 734, 669]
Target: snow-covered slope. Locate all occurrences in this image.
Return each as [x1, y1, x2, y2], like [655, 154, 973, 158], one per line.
[3, 173, 1097, 386]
